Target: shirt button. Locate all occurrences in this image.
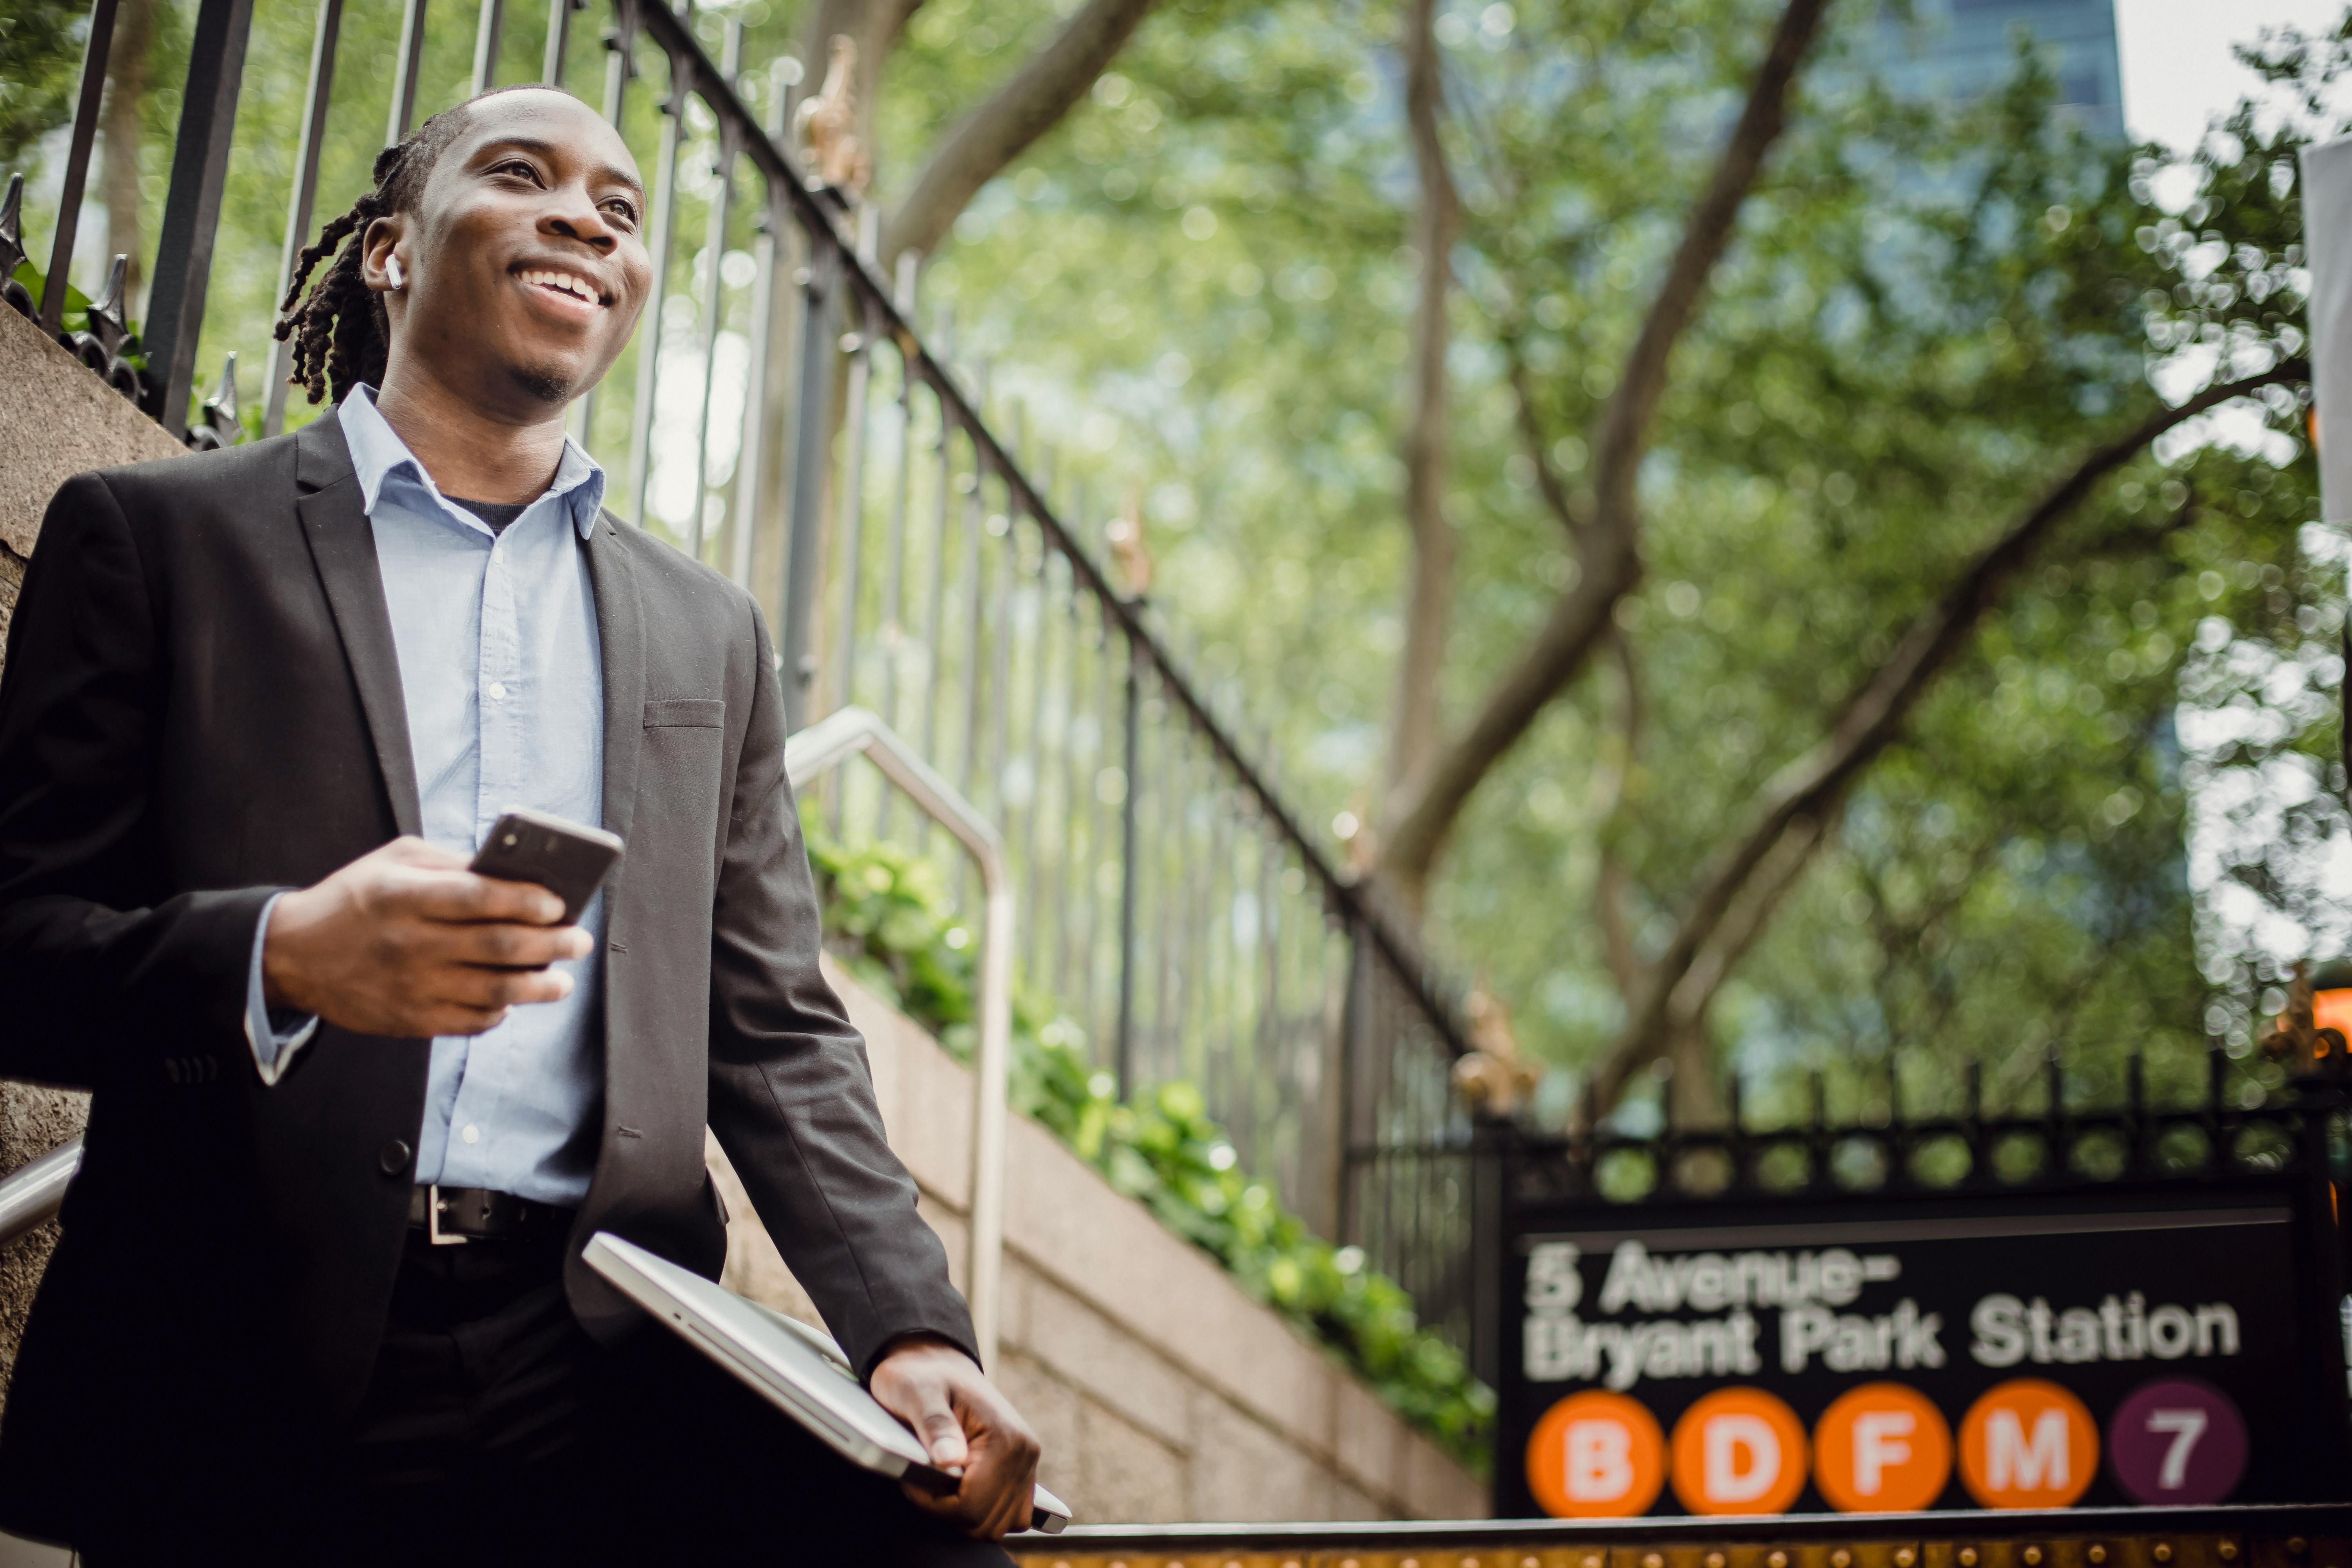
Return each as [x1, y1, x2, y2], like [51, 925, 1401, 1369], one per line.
[378, 1139, 413, 1176]
[461, 1124, 481, 1145]
[488, 682, 507, 702]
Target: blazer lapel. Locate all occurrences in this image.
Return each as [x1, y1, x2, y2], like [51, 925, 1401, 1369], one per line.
[577, 513, 648, 1232]
[294, 414, 424, 840]
[583, 513, 646, 850]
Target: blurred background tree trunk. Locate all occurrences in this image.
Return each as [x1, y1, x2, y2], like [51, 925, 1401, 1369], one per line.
[101, 0, 156, 312]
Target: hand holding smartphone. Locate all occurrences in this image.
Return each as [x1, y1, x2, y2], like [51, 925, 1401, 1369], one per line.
[470, 808, 624, 924]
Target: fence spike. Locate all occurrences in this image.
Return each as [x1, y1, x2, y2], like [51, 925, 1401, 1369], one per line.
[189, 350, 242, 450]
[0, 174, 29, 319]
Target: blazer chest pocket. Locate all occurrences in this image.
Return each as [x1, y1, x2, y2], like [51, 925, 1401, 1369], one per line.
[642, 698, 725, 729]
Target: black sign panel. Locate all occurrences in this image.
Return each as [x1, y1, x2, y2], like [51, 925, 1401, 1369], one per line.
[1496, 1187, 2348, 1519]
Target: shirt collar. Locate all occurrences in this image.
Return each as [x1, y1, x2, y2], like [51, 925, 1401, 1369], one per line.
[337, 384, 605, 540]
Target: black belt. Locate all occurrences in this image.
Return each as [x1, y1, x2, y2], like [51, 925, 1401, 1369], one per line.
[407, 1183, 572, 1245]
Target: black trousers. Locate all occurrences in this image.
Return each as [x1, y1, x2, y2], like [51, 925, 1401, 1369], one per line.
[84, 1226, 1018, 1566]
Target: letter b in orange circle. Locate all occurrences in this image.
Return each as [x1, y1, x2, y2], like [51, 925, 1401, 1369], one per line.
[1814, 1383, 1954, 1512]
[1525, 1390, 1666, 1517]
[1960, 1379, 2098, 1509]
[1670, 1388, 1809, 1515]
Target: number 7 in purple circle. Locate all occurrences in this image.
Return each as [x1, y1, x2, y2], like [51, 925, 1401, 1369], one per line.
[2107, 1378, 2248, 1506]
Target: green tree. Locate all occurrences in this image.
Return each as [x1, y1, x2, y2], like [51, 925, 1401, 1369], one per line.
[911, 0, 2336, 1122]
[0, 0, 82, 170]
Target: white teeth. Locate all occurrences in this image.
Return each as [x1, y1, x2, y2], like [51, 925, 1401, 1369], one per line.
[521, 268, 598, 304]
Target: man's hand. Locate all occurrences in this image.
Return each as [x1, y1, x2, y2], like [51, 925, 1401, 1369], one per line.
[263, 836, 592, 1038]
[869, 1335, 1042, 1539]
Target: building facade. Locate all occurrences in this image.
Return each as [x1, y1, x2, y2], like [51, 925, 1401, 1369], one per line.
[1879, 0, 2126, 139]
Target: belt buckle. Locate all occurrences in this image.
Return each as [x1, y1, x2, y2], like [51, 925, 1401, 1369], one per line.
[426, 1183, 470, 1246]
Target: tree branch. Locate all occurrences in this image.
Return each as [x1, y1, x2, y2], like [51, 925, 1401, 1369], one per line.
[1666, 802, 1834, 1036]
[1377, 0, 1831, 898]
[1382, 0, 1465, 849]
[1594, 630, 1645, 1000]
[879, 0, 1161, 272]
[1588, 0, 1827, 532]
[1584, 361, 2306, 1112]
[1505, 335, 1590, 541]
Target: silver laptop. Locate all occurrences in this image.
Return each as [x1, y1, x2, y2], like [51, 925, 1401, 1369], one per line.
[583, 1231, 1071, 1534]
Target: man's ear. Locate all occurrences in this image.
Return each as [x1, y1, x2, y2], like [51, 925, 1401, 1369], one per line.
[359, 216, 409, 295]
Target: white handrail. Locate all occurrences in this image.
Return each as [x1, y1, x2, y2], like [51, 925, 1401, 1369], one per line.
[783, 705, 1014, 1371]
[0, 1135, 80, 1248]
[0, 708, 1016, 1370]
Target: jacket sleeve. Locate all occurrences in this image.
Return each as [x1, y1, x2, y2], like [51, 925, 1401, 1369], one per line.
[0, 473, 279, 1091]
[703, 599, 980, 1381]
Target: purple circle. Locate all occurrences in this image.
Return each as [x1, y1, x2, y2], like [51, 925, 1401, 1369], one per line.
[2107, 1377, 2249, 1506]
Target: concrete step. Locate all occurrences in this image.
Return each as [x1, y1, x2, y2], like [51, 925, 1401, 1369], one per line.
[0, 1532, 71, 1567]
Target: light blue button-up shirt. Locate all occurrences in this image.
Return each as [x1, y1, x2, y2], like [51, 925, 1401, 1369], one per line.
[242, 387, 610, 1207]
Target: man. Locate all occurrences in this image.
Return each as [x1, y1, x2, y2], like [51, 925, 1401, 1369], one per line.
[0, 85, 1038, 1561]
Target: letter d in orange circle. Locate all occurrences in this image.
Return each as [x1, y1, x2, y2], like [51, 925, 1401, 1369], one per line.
[1670, 1388, 1809, 1515]
[1525, 1390, 1667, 1517]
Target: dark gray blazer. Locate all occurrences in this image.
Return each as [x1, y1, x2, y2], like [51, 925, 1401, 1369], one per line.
[0, 412, 970, 1537]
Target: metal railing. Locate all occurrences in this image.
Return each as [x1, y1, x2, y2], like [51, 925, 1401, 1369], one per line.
[1016, 1502, 2352, 1559]
[784, 705, 1013, 1369]
[0, 1138, 81, 1250]
[0, 0, 1479, 1357]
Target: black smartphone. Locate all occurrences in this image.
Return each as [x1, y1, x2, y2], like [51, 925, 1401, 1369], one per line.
[469, 808, 624, 924]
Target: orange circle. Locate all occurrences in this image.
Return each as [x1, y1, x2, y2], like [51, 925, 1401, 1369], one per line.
[1525, 1390, 1667, 1517]
[1669, 1387, 1810, 1515]
[1813, 1382, 1955, 1512]
[1958, 1378, 2098, 1509]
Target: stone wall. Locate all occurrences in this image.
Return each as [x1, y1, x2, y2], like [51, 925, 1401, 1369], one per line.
[0, 304, 187, 1419]
[714, 961, 1487, 1524]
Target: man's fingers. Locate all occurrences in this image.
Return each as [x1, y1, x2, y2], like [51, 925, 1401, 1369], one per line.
[453, 921, 592, 969]
[407, 921, 591, 971]
[378, 835, 469, 869]
[941, 1411, 1037, 1539]
[972, 1466, 1025, 1539]
[916, 1398, 970, 1469]
[867, 1339, 1039, 1539]
[434, 964, 575, 1010]
[900, 1484, 965, 1521]
[1000, 1448, 1043, 1535]
[397, 869, 567, 926]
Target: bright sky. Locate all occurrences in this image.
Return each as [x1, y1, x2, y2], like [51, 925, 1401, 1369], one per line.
[2117, 0, 2347, 152]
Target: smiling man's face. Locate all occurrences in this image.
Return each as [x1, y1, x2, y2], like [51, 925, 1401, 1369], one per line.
[366, 89, 652, 419]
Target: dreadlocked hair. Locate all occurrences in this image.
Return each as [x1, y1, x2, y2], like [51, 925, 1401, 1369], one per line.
[274, 85, 555, 406]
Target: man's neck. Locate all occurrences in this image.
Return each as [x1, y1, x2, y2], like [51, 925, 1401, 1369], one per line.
[373, 364, 571, 505]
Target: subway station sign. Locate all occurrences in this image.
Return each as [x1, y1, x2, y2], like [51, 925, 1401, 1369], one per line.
[1496, 1195, 2348, 1517]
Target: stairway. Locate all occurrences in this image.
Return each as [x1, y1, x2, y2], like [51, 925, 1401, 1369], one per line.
[1009, 1507, 2352, 1568]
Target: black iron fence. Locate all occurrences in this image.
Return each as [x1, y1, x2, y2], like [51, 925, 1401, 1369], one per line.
[1, 0, 1477, 1355]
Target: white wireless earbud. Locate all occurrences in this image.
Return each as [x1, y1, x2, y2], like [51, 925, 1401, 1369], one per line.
[386, 255, 406, 291]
